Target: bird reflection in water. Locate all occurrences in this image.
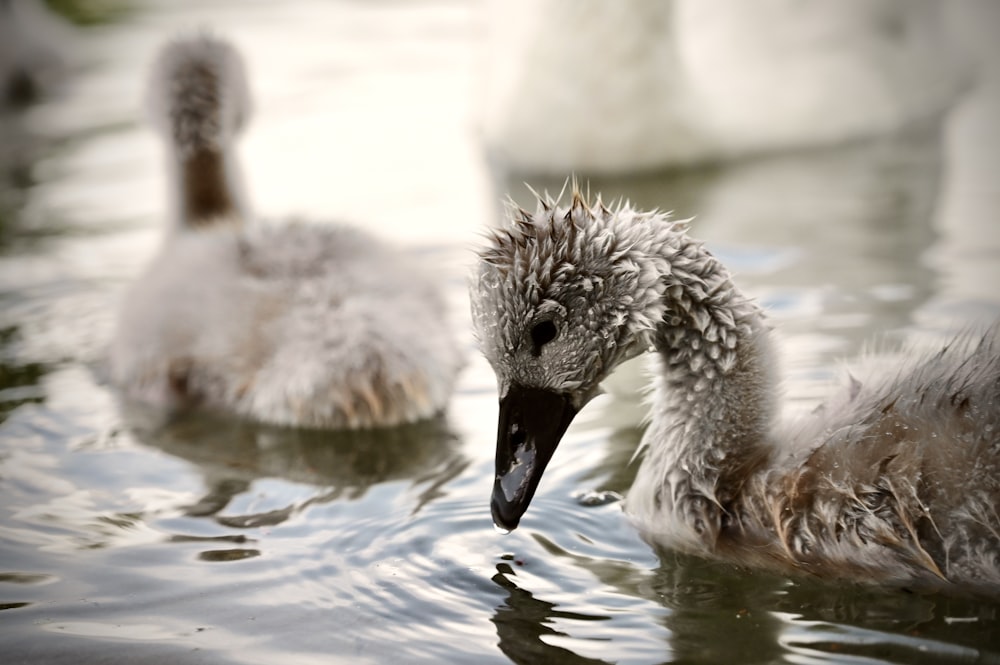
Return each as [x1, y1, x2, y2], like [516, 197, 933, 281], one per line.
[491, 560, 613, 665]
[121, 403, 468, 561]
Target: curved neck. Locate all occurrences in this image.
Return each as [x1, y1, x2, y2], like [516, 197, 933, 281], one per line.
[651, 309, 774, 482]
[633, 237, 776, 511]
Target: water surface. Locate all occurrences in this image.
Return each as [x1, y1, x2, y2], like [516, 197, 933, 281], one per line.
[2, 1, 1000, 663]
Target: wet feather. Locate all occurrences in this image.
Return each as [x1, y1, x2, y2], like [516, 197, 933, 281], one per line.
[471, 184, 1000, 595]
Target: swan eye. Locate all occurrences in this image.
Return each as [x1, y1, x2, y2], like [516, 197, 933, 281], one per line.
[530, 319, 558, 356]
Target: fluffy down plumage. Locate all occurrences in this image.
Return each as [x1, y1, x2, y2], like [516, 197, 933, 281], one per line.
[110, 34, 461, 428]
[471, 185, 1000, 595]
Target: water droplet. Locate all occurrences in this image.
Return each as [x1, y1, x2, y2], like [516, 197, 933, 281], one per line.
[493, 523, 511, 535]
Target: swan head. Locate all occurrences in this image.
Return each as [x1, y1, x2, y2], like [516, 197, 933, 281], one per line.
[471, 187, 678, 530]
[146, 33, 253, 154]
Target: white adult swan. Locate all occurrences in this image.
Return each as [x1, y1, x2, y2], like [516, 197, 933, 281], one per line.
[480, 0, 967, 173]
[470, 187, 1000, 594]
[110, 34, 461, 428]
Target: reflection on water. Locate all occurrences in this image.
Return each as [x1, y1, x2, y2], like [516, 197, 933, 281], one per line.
[126, 406, 468, 528]
[0, 326, 49, 419]
[492, 561, 613, 665]
[1, 0, 999, 663]
[648, 551, 1000, 664]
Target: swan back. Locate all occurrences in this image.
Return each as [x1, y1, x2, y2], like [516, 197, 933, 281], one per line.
[481, 0, 967, 172]
[691, 329, 1000, 592]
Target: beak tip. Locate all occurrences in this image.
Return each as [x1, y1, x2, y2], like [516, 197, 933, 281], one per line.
[490, 491, 523, 533]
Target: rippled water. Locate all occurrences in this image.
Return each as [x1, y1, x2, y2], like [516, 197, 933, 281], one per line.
[2, 1, 1000, 663]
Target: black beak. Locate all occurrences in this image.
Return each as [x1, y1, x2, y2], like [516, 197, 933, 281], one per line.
[491, 385, 577, 531]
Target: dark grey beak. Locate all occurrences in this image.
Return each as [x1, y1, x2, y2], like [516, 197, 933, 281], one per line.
[491, 385, 577, 531]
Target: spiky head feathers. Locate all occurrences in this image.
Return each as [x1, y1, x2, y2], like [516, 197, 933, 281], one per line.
[471, 188, 681, 406]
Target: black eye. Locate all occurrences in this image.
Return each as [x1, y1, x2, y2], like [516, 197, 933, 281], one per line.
[530, 319, 558, 356]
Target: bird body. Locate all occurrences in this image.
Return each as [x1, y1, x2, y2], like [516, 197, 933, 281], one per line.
[471, 187, 1000, 594]
[110, 35, 460, 428]
[480, 0, 967, 173]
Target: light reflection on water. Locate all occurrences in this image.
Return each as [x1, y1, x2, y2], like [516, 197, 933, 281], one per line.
[2, 1, 1000, 663]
